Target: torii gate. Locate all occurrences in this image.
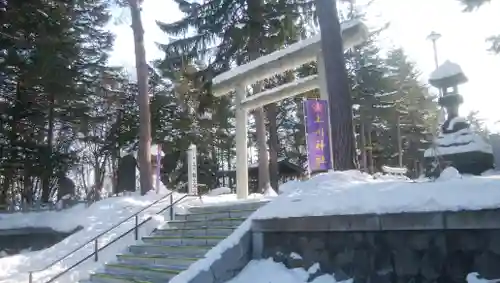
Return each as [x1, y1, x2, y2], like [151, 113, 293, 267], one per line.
[211, 19, 369, 199]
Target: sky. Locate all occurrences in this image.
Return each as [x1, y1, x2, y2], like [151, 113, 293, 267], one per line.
[108, 0, 500, 131]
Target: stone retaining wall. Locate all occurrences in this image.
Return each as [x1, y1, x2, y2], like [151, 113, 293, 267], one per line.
[188, 231, 252, 283]
[0, 226, 82, 256]
[252, 209, 500, 283]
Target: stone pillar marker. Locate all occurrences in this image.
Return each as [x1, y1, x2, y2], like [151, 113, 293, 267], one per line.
[187, 144, 198, 195]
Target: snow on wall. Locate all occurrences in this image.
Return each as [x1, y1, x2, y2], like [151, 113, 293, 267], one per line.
[253, 170, 500, 220]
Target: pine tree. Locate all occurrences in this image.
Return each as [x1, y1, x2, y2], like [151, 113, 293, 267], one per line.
[457, 0, 499, 53]
[0, 0, 115, 205]
[383, 48, 438, 176]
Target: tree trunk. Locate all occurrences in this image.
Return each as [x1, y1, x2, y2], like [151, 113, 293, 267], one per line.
[41, 92, 55, 203]
[247, 0, 270, 192]
[129, 0, 153, 195]
[266, 103, 279, 190]
[396, 113, 403, 167]
[360, 116, 367, 172]
[367, 123, 374, 173]
[316, 0, 358, 170]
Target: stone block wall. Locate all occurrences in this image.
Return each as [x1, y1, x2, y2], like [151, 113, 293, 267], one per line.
[0, 226, 82, 256]
[189, 231, 252, 283]
[253, 209, 500, 283]
[261, 230, 500, 283]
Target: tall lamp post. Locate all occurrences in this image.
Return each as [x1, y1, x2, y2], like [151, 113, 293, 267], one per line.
[427, 31, 442, 71]
[427, 31, 442, 99]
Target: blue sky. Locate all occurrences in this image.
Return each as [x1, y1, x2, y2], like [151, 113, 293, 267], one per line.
[108, 0, 500, 131]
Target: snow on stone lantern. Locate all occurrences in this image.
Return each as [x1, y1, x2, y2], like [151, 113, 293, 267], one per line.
[424, 60, 494, 177]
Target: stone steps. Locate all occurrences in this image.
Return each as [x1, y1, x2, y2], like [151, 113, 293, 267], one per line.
[116, 254, 199, 269]
[165, 217, 246, 229]
[152, 226, 235, 237]
[85, 200, 268, 283]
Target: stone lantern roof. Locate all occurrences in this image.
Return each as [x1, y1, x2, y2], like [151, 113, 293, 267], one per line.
[429, 60, 468, 89]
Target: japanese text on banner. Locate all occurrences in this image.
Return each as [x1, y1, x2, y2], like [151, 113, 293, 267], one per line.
[304, 99, 332, 173]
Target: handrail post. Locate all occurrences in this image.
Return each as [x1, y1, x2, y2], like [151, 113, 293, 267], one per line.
[134, 215, 139, 240]
[29, 271, 32, 283]
[169, 193, 174, 220]
[94, 239, 98, 262]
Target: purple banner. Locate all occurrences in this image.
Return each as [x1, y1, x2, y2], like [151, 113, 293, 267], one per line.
[304, 99, 332, 172]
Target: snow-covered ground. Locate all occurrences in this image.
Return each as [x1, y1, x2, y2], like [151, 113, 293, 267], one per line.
[3, 167, 500, 283]
[254, 168, 500, 219]
[0, 188, 268, 283]
[226, 258, 351, 283]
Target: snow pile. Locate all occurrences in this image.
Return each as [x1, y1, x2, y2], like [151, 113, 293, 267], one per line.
[437, 167, 462, 181]
[278, 180, 303, 195]
[263, 185, 278, 197]
[174, 193, 269, 215]
[226, 258, 351, 283]
[466, 272, 500, 283]
[254, 169, 500, 219]
[206, 187, 232, 196]
[0, 191, 185, 283]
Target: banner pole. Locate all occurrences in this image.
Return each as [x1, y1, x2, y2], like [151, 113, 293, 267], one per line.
[303, 98, 311, 178]
[156, 144, 161, 194]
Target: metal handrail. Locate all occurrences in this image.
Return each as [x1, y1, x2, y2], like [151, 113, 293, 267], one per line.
[27, 192, 191, 283]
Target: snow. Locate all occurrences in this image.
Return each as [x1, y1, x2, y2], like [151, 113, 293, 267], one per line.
[424, 127, 493, 157]
[437, 167, 462, 181]
[466, 272, 500, 283]
[0, 188, 273, 283]
[290, 252, 302, 260]
[278, 180, 303, 195]
[263, 186, 278, 197]
[174, 193, 268, 215]
[253, 169, 500, 220]
[429, 60, 465, 81]
[225, 258, 351, 283]
[381, 165, 408, 175]
[308, 263, 320, 274]
[0, 191, 186, 283]
[206, 187, 232, 196]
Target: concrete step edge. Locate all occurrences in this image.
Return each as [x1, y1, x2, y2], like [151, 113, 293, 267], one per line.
[168, 217, 246, 223]
[106, 263, 181, 275]
[91, 273, 152, 283]
[117, 254, 201, 261]
[143, 235, 226, 240]
[154, 226, 235, 232]
[129, 244, 211, 250]
[176, 208, 258, 216]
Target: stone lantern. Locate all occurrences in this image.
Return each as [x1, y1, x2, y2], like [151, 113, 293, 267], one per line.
[424, 61, 494, 176]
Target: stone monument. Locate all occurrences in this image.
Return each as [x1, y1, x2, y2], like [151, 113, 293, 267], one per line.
[115, 154, 137, 194]
[424, 60, 494, 176]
